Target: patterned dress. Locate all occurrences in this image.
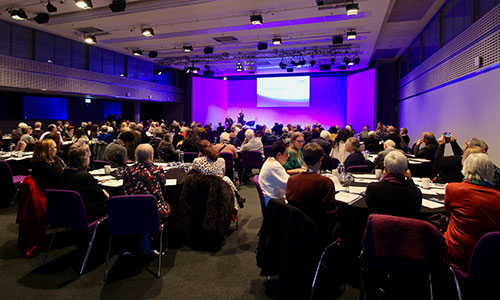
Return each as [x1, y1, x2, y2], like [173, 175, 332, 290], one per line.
[122, 161, 170, 220]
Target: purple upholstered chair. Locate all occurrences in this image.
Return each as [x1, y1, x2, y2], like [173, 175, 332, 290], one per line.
[346, 165, 370, 173]
[43, 189, 108, 275]
[450, 232, 500, 299]
[105, 195, 166, 280]
[182, 152, 198, 163]
[253, 175, 266, 216]
[92, 160, 111, 170]
[330, 157, 340, 170]
[219, 152, 234, 181]
[0, 160, 26, 207]
[241, 150, 263, 182]
[263, 146, 273, 159]
[361, 214, 447, 299]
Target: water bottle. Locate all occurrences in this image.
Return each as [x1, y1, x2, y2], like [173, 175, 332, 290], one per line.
[9, 142, 15, 152]
[338, 162, 345, 176]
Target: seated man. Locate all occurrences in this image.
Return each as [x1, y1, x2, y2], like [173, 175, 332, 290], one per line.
[259, 140, 290, 206]
[434, 131, 464, 183]
[103, 131, 134, 167]
[413, 131, 438, 160]
[241, 129, 263, 153]
[383, 125, 405, 149]
[372, 139, 399, 170]
[286, 142, 337, 240]
[312, 130, 332, 157]
[97, 125, 114, 144]
[366, 151, 422, 218]
[261, 128, 277, 146]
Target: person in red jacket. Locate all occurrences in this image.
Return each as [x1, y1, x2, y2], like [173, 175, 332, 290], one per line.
[444, 152, 500, 270]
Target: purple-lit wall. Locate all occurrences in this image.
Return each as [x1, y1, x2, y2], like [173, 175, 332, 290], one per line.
[227, 77, 347, 128]
[192, 76, 228, 126]
[346, 69, 376, 132]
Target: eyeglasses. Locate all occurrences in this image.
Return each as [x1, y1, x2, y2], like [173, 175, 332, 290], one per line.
[295, 140, 305, 143]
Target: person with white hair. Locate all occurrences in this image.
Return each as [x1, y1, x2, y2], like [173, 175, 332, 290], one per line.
[365, 151, 422, 218]
[312, 130, 332, 156]
[372, 139, 402, 170]
[214, 132, 238, 159]
[241, 129, 263, 153]
[261, 128, 277, 146]
[122, 143, 170, 220]
[444, 153, 500, 271]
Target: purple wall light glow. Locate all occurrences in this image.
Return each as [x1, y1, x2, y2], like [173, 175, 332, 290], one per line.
[192, 76, 228, 126]
[346, 69, 376, 132]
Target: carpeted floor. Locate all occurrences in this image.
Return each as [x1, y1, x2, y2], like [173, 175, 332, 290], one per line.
[0, 178, 360, 300]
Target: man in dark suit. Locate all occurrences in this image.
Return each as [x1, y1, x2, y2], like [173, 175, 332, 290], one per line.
[261, 128, 277, 146]
[384, 126, 405, 149]
[413, 131, 439, 160]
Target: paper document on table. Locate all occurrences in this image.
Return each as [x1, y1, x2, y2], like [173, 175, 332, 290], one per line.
[101, 179, 123, 187]
[97, 175, 115, 182]
[422, 199, 444, 209]
[336, 192, 361, 205]
[411, 158, 432, 163]
[355, 178, 378, 184]
[165, 179, 177, 186]
[323, 175, 346, 192]
[418, 187, 437, 196]
[431, 189, 446, 195]
[348, 186, 367, 194]
[352, 174, 377, 179]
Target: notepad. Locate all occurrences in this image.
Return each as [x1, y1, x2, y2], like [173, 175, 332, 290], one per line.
[352, 174, 377, 179]
[422, 199, 444, 209]
[165, 179, 177, 186]
[336, 192, 361, 205]
[101, 179, 123, 187]
[418, 187, 438, 196]
[355, 178, 379, 184]
[96, 175, 115, 182]
[348, 186, 367, 194]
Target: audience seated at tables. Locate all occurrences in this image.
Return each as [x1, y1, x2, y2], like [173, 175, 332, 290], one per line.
[58, 142, 108, 222]
[40, 124, 58, 141]
[359, 125, 370, 140]
[282, 132, 306, 175]
[62, 126, 75, 141]
[192, 140, 244, 208]
[180, 129, 201, 153]
[365, 151, 422, 218]
[213, 132, 238, 160]
[72, 126, 89, 144]
[31, 122, 43, 140]
[11, 122, 28, 139]
[434, 132, 464, 183]
[312, 130, 332, 156]
[461, 137, 500, 189]
[286, 142, 337, 241]
[375, 122, 385, 139]
[258, 140, 290, 206]
[343, 137, 368, 169]
[89, 124, 99, 140]
[20, 127, 35, 145]
[261, 128, 277, 146]
[42, 132, 66, 164]
[444, 153, 500, 271]
[400, 127, 410, 149]
[372, 140, 400, 170]
[330, 128, 351, 163]
[412, 131, 439, 160]
[97, 125, 113, 144]
[122, 144, 170, 221]
[30, 139, 65, 191]
[241, 129, 263, 154]
[103, 131, 134, 168]
[363, 131, 381, 153]
[157, 133, 177, 162]
[383, 125, 405, 150]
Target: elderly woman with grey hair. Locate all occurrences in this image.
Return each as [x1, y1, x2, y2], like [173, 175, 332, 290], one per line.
[444, 153, 500, 271]
[365, 151, 422, 218]
[214, 132, 238, 160]
[59, 142, 109, 222]
[343, 137, 367, 169]
[122, 144, 170, 220]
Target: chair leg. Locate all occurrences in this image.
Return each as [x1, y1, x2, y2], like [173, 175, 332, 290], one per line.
[43, 229, 57, 265]
[164, 221, 168, 253]
[449, 267, 463, 300]
[104, 236, 113, 281]
[429, 274, 433, 300]
[157, 225, 164, 278]
[80, 224, 99, 275]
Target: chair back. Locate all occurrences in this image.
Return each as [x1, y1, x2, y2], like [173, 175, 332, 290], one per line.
[0, 160, 14, 185]
[93, 160, 111, 170]
[253, 175, 267, 215]
[466, 231, 500, 281]
[44, 189, 89, 230]
[0, 161, 16, 207]
[219, 152, 234, 180]
[263, 145, 273, 159]
[330, 157, 340, 170]
[242, 150, 263, 169]
[206, 131, 218, 143]
[108, 195, 160, 236]
[183, 152, 198, 163]
[346, 165, 369, 173]
[363, 214, 445, 274]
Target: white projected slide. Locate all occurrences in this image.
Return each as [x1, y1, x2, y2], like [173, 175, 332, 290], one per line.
[257, 76, 310, 107]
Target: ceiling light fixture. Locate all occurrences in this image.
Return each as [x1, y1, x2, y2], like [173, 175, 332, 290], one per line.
[148, 51, 158, 58]
[346, 2, 359, 16]
[109, 0, 126, 12]
[191, 67, 200, 74]
[84, 35, 96, 44]
[331, 58, 336, 64]
[343, 57, 350, 64]
[141, 27, 154, 37]
[257, 42, 267, 50]
[354, 57, 360, 65]
[346, 30, 357, 40]
[183, 45, 193, 52]
[133, 49, 143, 56]
[250, 14, 263, 25]
[309, 60, 316, 67]
[279, 61, 287, 69]
[236, 62, 243, 71]
[332, 35, 343, 44]
[46, 1, 57, 13]
[10, 9, 28, 20]
[272, 37, 282, 45]
[34, 13, 50, 24]
[74, 0, 93, 9]
[203, 46, 214, 54]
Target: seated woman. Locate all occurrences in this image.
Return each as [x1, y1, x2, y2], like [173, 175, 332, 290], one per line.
[258, 140, 290, 206]
[365, 151, 422, 218]
[122, 144, 170, 221]
[59, 142, 108, 222]
[282, 132, 306, 175]
[444, 153, 500, 271]
[192, 140, 244, 208]
[31, 139, 65, 191]
[20, 126, 35, 145]
[214, 132, 238, 160]
[343, 137, 367, 169]
[180, 129, 200, 153]
[157, 133, 178, 162]
[330, 128, 352, 163]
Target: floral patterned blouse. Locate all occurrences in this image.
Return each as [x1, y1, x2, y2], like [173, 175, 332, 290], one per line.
[122, 161, 170, 220]
[192, 156, 226, 178]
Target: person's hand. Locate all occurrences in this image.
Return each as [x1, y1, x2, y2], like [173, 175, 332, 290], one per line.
[103, 189, 110, 199]
[437, 135, 446, 145]
[416, 138, 424, 146]
[404, 169, 412, 180]
[450, 132, 456, 143]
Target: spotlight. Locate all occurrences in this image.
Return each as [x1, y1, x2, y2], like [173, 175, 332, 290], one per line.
[10, 9, 28, 20]
[148, 51, 158, 58]
[291, 60, 297, 66]
[309, 60, 316, 67]
[298, 59, 306, 66]
[109, 0, 126, 12]
[319, 64, 331, 71]
[183, 45, 193, 52]
[156, 70, 162, 75]
[343, 57, 350, 64]
[192, 67, 200, 74]
[354, 57, 360, 65]
[348, 61, 354, 66]
[279, 61, 287, 69]
[346, 30, 357, 40]
[34, 13, 50, 24]
[132, 49, 143, 56]
[74, 0, 93, 9]
[46, 1, 57, 13]
[203, 70, 214, 76]
[257, 42, 268, 50]
[236, 62, 243, 71]
[330, 58, 336, 64]
[332, 35, 343, 44]
[203, 46, 214, 54]
[141, 27, 154, 37]
[339, 65, 347, 70]
[84, 35, 96, 44]
[272, 37, 282, 45]
[184, 66, 191, 73]
[346, 2, 359, 16]
[250, 14, 263, 25]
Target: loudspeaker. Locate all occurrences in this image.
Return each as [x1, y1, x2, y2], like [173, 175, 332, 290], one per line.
[109, 0, 126, 12]
[257, 42, 268, 50]
[332, 35, 343, 44]
[34, 13, 49, 24]
[148, 51, 158, 58]
[286, 68, 294, 72]
[203, 47, 214, 54]
[319, 64, 331, 71]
